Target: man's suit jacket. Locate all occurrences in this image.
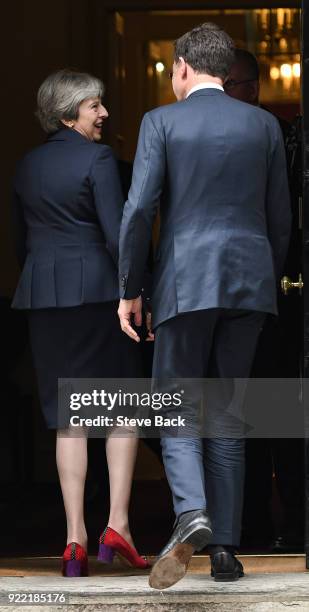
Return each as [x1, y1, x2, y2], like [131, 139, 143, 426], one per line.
[119, 88, 291, 329]
[12, 127, 123, 309]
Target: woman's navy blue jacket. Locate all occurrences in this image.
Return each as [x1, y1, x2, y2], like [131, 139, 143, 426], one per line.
[12, 127, 124, 309]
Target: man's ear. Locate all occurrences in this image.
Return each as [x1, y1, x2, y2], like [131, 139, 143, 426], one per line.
[178, 56, 187, 79]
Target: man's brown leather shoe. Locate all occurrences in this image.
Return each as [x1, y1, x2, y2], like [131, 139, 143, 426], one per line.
[149, 509, 212, 590]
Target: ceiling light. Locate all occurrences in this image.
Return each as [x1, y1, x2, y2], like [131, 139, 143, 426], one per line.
[155, 62, 165, 73]
[280, 63, 292, 78]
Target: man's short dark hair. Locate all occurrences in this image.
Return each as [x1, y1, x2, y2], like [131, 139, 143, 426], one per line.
[174, 22, 235, 80]
[234, 49, 260, 80]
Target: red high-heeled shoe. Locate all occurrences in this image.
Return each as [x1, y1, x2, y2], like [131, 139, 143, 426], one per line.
[98, 526, 150, 569]
[62, 542, 88, 577]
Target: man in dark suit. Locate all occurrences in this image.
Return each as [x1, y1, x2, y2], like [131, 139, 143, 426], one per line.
[118, 23, 291, 588]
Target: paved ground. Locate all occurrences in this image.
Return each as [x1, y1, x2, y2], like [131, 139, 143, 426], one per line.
[1, 572, 309, 611]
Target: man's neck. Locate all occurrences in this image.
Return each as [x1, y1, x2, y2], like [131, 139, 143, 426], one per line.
[184, 75, 223, 98]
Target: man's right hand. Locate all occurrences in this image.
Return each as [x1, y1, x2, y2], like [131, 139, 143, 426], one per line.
[118, 297, 142, 342]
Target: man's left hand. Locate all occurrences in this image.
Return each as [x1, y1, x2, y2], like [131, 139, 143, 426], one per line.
[118, 296, 142, 342]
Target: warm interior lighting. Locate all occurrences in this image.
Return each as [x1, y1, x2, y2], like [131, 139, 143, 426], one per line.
[292, 62, 301, 77]
[150, 9, 301, 108]
[279, 38, 288, 52]
[260, 9, 269, 30]
[270, 66, 280, 80]
[259, 41, 268, 52]
[280, 63, 292, 78]
[155, 62, 165, 73]
[277, 8, 285, 27]
[286, 8, 293, 29]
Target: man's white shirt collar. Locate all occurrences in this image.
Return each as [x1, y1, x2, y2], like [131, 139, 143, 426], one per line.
[186, 83, 224, 98]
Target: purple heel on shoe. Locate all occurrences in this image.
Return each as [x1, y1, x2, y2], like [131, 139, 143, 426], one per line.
[98, 543, 115, 563]
[65, 559, 84, 577]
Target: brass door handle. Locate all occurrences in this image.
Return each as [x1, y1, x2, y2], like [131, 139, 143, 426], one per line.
[281, 273, 304, 295]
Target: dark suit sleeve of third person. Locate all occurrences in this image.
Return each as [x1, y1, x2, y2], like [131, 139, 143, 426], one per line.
[119, 112, 166, 299]
[266, 116, 292, 281]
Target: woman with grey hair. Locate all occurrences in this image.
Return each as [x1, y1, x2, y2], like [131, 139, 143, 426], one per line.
[12, 69, 149, 576]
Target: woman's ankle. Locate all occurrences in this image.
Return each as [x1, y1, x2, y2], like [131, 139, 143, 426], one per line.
[66, 529, 88, 550]
[107, 521, 134, 547]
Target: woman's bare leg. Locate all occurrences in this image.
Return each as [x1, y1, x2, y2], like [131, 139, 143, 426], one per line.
[56, 430, 88, 549]
[106, 430, 138, 548]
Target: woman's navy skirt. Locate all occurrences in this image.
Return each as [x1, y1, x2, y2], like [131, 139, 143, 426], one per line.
[27, 301, 142, 429]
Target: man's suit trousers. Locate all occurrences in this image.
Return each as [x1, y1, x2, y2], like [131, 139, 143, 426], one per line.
[152, 308, 265, 546]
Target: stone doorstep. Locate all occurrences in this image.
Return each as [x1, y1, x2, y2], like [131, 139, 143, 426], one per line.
[0, 557, 308, 610]
[0, 608, 309, 612]
[1, 573, 309, 609]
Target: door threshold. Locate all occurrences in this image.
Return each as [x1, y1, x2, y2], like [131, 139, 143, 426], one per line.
[0, 554, 306, 576]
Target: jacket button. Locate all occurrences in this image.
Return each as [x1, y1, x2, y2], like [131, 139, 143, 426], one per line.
[121, 275, 127, 287]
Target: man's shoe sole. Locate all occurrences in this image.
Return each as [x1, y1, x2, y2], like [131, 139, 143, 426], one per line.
[183, 524, 212, 551]
[149, 543, 193, 590]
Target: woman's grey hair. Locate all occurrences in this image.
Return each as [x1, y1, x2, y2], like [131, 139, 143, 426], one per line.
[36, 69, 104, 134]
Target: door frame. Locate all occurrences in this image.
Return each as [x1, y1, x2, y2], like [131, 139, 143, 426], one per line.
[302, 0, 309, 567]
